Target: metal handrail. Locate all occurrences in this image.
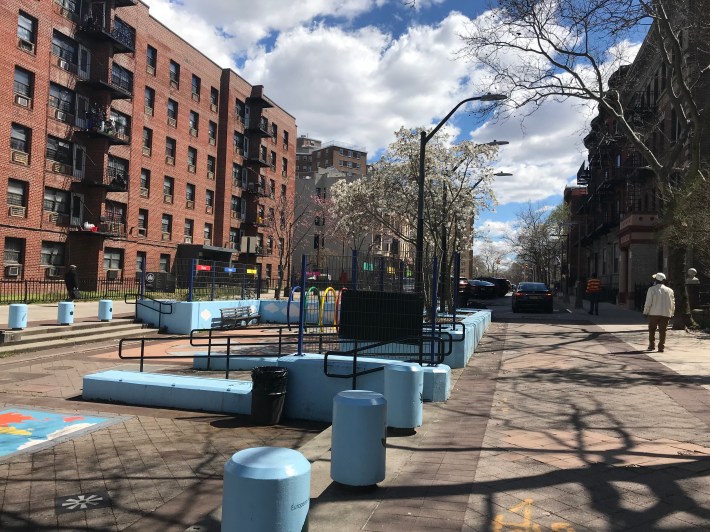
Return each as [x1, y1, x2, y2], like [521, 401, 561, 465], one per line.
[124, 292, 174, 330]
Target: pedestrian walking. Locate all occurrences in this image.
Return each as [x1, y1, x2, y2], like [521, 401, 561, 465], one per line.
[643, 272, 675, 353]
[64, 265, 80, 301]
[585, 272, 602, 315]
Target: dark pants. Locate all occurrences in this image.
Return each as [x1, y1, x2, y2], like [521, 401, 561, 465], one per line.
[648, 315, 670, 349]
[588, 292, 600, 315]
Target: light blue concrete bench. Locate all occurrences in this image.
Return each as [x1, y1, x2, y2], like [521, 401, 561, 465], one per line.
[82, 370, 252, 414]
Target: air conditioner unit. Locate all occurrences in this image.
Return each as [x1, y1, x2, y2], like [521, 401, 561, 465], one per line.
[18, 38, 35, 54]
[58, 57, 69, 70]
[163, 194, 173, 204]
[142, 146, 151, 156]
[106, 269, 120, 281]
[167, 117, 177, 127]
[210, 103, 218, 112]
[231, 211, 239, 219]
[137, 227, 147, 237]
[186, 200, 195, 209]
[139, 187, 149, 198]
[209, 137, 216, 146]
[145, 105, 154, 116]
[184, 236, 192, 243]
[205, 206, 213, 214]
[187, 164, 196, 173]
[14, 93, 31, 108]
[146, 65, 155, 76]
[170, 79, 179, 89]
[162, 232, 171, 241]
[11, 150, 29, 165]
[5, 265, 21, 277]
[189, 128, 198, 137]
[207, 171, 215, 180]
[52, 162, 70, 174]
[192, 92, 200, 102]
[165, 156, 175, 165]
[45, 267, 61, 278]
[8, 205, 26, 217]
[54, 109, 67, 122]
[204, 238, 212, 246]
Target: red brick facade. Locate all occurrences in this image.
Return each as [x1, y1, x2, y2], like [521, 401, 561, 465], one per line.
[1, 0, 296, 283]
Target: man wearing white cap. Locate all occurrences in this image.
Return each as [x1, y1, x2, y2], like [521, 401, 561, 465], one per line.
[643, 273, 675, 352]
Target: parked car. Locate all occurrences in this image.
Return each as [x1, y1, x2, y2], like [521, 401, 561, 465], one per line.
[511, 282, 554, 313]
[459, 279, 497, 305]
[474, 277, 512, 297]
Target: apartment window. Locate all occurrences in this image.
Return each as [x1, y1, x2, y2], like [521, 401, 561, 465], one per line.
[43, 187, 69, 214]
[231, 195, 240, 216]
[186, 183, 195, 202]
[232, 163, 242, 185]
[161, 214, 172, 234]
[269, 180, 275, 198]
[52, 31, 77, 65]
[169, 60, 180, 88]
[191, 75, 201, 99]
[229, 228, 238, 247]
[282, 157, 288, 177]
[107, 156, 128, 186]
[136, 251, 147, 272]
[46, 135, 72, 165]
[163, 176, 174, 196]
[270, 151, 276, 169]
[146, 45, 157, 74]
[159, 254, 170, 272]
[111, 64, 133, 93]
[234, 132, 245, 154]
[259, 145, 267, 163]
[208, 121, 217, 144]
[271, 123, 278, 140]
[204, 223, 212, 243]
[140, 168, 150, 193]
[142, 128, 152, 154]
[210, 87, 218, 110]
[7, 179, 27, 210]
[137, 210, 148, 237]
[17, 12, 36, 53]
[184, 219, 193, 240]
[40, 241, 65, 266]
[11, 123, 31, 156]
[235, 99, 245, 122]
[207, 155, 215, 176]
[283, 130, 289, 147]
[104, 248, 124, 271]
[144, 86, 155, 114]
[4, 238, 25, 267]
[165, 137, 176, 160]
[187, 146, 197, 171]
[205, 190, 214, 208]
[189, 111, 199, 135]
[14, 67, 33, 103]
[281, 184, 287, 198]
[167, 99, 178, 125]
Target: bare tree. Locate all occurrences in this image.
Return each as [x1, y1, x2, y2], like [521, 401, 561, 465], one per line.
[462, 0, 709, 326]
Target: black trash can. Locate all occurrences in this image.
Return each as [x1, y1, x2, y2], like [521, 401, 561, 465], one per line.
[250, 366, 288, 425]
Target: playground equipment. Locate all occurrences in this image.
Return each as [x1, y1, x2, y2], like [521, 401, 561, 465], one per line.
[287, 285, 342, 331]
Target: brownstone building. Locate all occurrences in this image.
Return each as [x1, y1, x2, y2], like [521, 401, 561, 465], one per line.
[1, 0, 296, 284]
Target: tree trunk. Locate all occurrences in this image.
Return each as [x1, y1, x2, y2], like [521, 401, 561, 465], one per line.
[668, 244, 694, 329]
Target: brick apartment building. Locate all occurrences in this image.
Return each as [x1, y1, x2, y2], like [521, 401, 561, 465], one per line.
[1, 0, 296, 285]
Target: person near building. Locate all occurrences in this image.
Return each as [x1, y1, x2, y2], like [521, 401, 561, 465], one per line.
[643, 272, 675, 353]
[64, 265, 80, 301]
[585, 273, 602, 315]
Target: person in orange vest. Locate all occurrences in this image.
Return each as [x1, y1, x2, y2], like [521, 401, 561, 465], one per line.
[585, 272, 602, 315]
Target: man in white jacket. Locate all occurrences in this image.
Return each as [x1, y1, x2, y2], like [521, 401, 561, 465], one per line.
[643, 272, 675, 353]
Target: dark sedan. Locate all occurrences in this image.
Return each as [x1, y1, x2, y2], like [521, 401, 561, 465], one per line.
[511, 282, 554, 313]
[459, 279, 497, 306]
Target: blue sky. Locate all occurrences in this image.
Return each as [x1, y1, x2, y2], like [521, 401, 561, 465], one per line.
[147, 0, 607, 255]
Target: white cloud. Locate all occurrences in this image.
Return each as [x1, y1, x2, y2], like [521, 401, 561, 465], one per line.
[476, 220, 515, 240]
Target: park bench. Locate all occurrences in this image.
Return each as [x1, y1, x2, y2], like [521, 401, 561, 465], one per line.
[220, 306, 260, 329]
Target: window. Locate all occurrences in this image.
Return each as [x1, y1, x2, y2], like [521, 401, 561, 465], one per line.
[52, 31, 77, 66]
[8, 179, 27, 209]
[43, 187, 69, 214]
[269, 180, 275, 198]
[111, 109, 130, 137]
[271, 123, 278, 140]
[232, 163, 242, 185]
[281, 184, 287, 198]
[189, 111, 199, 135]
[169, 60, 180, 88]
[231, 195, 240, 217]
[104, 248, 123, 271]
[142, 127, 153, 154]
[283, 130, 289, 147]
[13, 67, 33, 103]
[260, 145, 267, 162]
[234, 132, 246, 154]
[4, 237, 25, 267]
[41, 241, 65, 266]
[161, 214, 172, 235]
[205, 190, 214, 208]
[165, 137, 176, 161]
[204, 223, 212, 243]
[210, 87, 219, 110]
[111, 63, 133, 93]
[187, 146, 197, 171]
[18, 12, 37, 52]
[282, 157, 288, 177]
[167, 99, 178, 125]
[159, 254, 170, 272]
[136, 251, 147, 272]
[11, 123, 31, 156]
[107, 156, 128, 188]
[146, 45, 157, 74]
[46, 135, 72, 165]
[235, 99, 245, 122]
[140, 168, 150, 194]
[270, 151, 276, 169]
[207, 155, 215, 177]
[229, 228, 238, 247]
[191, 75, 201, 99]
[163, 176, 174, 196]
[144, 86, 155, 114]
[184, 219, 193, 240]
[208, 121, 217, 144]
[186, 183, 195, 202]
[137, 210, 148, 236]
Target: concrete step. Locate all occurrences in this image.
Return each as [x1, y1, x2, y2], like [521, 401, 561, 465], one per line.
[1, 320, 146, 344]
[0, 322, 156, 356]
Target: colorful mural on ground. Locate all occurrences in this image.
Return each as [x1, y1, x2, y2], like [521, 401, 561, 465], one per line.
[0, 408, 109, 458]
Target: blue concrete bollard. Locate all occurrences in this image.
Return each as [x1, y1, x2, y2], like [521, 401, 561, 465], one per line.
[58, 301, 74, 325]
[384, 364, 423, 430]
[331, 390, 386, 486]
[8, 304, 28, 330]
[98, 300, 113, 321]
[222, 446, 310, 532]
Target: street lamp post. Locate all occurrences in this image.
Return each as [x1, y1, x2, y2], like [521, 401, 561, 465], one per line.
[415, 93, 507, 293]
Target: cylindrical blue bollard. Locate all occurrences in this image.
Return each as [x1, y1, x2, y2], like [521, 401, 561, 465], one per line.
[331, 390, 386, 486]
[222, 446, 310, 532]
[58, 301, 74, 325]
[8, 304, 28, 330]
[384, 364, 423, 430]
[98, 300, 113, 321]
